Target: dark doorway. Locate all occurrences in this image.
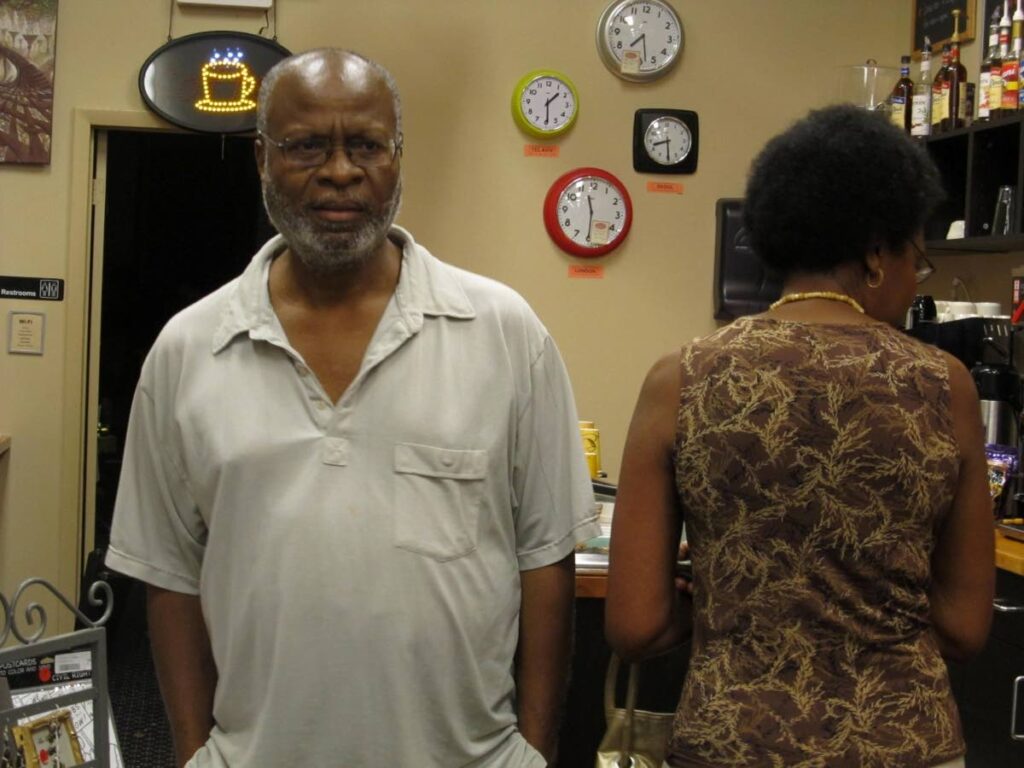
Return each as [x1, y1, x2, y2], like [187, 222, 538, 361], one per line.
[87, 129, 274, 767]
[94, 130, 274, 552]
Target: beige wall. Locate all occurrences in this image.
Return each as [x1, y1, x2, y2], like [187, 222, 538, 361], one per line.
[1, 1, 924, 616]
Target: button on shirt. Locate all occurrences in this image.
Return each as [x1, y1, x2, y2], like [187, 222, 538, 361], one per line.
[106, 227, 600, 767]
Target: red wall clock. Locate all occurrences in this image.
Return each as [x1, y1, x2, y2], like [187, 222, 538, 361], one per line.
[543, 167, 633, 257]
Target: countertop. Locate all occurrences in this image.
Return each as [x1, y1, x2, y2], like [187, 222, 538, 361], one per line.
[575, 528, 1024, 598]
[574, 552, 609, 599]
[995, 529, 1024, 577]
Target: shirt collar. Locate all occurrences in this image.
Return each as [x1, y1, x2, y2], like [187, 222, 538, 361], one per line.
[212, 225, 474, 354]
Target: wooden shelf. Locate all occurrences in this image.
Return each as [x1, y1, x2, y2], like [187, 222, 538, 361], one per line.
[927, 234, 1024, 253]
[923, 113, 1024, 250]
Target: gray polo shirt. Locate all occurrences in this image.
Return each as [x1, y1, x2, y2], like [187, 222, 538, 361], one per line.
[106, 227, 600, 767]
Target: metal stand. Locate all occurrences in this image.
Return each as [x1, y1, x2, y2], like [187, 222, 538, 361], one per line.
[1, 579, 114, 768]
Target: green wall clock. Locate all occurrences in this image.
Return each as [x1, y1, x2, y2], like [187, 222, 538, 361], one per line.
[511, 69, 579, 139]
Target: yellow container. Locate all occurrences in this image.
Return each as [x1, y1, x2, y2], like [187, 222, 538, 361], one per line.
[580, 425, 601, 477]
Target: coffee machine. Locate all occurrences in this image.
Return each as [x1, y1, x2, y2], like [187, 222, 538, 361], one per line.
[907, 312, 1023, 523]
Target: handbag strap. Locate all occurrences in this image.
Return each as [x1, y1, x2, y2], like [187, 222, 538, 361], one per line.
[603, 653, 640, 765]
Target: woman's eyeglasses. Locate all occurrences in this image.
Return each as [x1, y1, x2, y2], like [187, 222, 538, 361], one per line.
[908, 240, 934, 284]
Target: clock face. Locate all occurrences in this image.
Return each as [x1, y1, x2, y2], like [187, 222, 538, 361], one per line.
[644, 116, 691, 165]
[633, 108, 699, 174]
[513, 70, 578, 138]
[597, 0, 684, 81]
[544, 168, 633, 257]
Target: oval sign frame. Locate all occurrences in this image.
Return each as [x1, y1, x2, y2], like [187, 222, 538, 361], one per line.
[139, 31, 291, 134]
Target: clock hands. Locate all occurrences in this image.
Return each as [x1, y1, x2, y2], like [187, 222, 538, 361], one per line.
[544, 91, 560, 126]
[586, 195, 594, 242]
[653, 138, 671, 162]
[630, 33, 647, 62]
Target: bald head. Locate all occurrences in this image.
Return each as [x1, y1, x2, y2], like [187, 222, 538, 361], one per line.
[257, 49, 402, 137]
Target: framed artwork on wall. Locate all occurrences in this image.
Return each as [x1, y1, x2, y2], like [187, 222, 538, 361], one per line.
[0, 0, 59, 165]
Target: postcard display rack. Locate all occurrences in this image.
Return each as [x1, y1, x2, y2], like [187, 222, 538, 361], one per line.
[1, 578, 114, 768]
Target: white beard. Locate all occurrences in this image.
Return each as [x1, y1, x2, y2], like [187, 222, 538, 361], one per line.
[261, 176, 402, 274]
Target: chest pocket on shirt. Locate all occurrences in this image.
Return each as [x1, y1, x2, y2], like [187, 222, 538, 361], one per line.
[393, 443, 487, 561]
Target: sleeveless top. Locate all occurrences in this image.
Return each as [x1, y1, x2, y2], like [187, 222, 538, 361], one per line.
[668, 315, 965, 768]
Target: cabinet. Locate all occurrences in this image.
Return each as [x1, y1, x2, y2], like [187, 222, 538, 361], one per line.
[925, 113, 1024, 253]
[946, 568, 1024, 767]
[556, 594, 690, 767]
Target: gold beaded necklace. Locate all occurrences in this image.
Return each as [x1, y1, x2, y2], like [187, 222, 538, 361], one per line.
[770, 291, 865, 314]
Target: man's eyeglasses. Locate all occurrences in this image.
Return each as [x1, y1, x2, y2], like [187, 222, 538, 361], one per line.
[259, 131, 403, 169]
[908, 240, 934, 284]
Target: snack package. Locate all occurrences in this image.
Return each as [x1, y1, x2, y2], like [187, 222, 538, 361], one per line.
[985, 444, 1019, 516]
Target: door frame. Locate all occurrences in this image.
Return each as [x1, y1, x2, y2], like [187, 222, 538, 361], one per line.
[58, 109, 170, 625]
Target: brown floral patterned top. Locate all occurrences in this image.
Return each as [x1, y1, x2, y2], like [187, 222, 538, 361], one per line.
[668, 315, 965, 768]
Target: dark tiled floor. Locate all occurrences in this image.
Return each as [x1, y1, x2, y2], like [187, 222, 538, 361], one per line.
[108, 633, 173, 767]
[104, 579, 174, 768]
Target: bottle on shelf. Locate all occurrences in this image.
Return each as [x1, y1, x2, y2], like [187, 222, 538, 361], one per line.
[932, 43, 951, 134]
[911, 39, 933, 138]
[1020, 47, 1024, 111]
[942, 9, 969, 131]
[1015, 0, 1024, 112]
[889, 55, 914, 133]
[991, 7, 1007, 120]
[980, 9, 1000, 121]
[1001, 1, 1019, 116]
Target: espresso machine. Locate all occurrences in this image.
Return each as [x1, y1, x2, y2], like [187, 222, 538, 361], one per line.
[907, 310, 1024, 526]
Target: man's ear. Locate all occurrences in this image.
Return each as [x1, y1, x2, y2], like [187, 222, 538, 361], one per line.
[254, 138, 267, 181]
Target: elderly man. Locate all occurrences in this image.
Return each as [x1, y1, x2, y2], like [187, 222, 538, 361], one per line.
[106, 48, 599, 767]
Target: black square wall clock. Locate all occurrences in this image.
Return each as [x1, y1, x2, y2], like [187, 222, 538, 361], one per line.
[633, 109, 699, 174]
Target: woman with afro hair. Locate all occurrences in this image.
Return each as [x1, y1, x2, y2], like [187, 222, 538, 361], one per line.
[607, 105, 993, 768]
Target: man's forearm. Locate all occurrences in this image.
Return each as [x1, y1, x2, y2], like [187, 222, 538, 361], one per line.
[147, 586, 218, 768]
[516, 553, 576, 764]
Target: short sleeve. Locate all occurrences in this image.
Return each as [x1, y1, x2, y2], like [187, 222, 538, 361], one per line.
[105, 374, 206, 594]
[513, 335, 600, 570]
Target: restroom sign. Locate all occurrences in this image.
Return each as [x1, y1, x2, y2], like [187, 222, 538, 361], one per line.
[0, 276, 65, 301]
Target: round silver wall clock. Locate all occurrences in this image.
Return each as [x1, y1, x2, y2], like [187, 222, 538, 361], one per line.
[596, 0, 684, 82]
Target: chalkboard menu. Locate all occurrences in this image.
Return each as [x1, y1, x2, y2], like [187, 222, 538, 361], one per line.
[913, 0, 975, 55]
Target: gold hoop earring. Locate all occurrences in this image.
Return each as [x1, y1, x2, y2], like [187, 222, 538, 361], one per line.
[866, 268, 884, 289]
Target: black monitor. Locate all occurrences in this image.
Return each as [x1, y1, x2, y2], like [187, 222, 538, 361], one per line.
[713, 198, 782, 320]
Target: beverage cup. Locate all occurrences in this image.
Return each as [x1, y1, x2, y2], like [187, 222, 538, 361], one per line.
[907, 294, 937, 329]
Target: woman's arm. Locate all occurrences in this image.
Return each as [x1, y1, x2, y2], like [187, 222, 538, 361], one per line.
[929, 354, 995, 661]
[606, 352, 690, 661]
